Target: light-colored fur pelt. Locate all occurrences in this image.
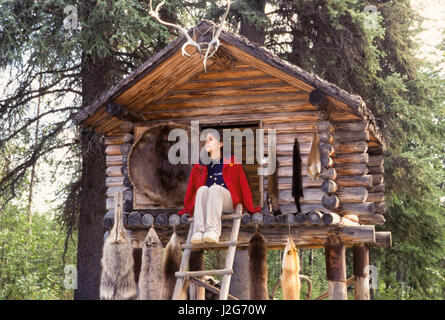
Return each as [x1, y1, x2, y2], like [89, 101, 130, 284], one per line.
[281, 236, 301, 300]
[138, 227, 163, 300]
[100, 209, 137, 300]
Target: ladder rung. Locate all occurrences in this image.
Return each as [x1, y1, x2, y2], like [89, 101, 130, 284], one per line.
[182, 240, 237, 250]
[175, 268, 233, 278]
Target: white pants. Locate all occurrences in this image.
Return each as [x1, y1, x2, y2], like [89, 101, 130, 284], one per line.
[193, 185, 234, 237]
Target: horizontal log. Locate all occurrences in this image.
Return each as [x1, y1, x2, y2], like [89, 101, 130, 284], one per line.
[105, 175, 132, 188]
[105, 143, 132, 155]
[343, 214, 360, 223]
[141, 213, 154, 227]
[368, 166, 384, 174]
[319, 132, 333, 144]
[374, 231, 391, 247]
[119, 121, 134, 133]
[295, 212, 308, 224]
[335, 153, 369, 164]
[106, 166, 124, 177]
[252, 212, 264, 224]
[106, 100, 143, 122]
[308, 210, 323, 225]
[334, 202, 375, 217]
[334, 163, 368, 176]
[322, 212, 342, 225]
[106, 195, 133, 212]
[319, 143, 335, 157]
[321, 155, 334, 168]
[279, 189, 324, 204]
[334, 130, 370, 142]
[177, 75, 284, 90]
[283, 213, 296, 225]
[358, 214, 386, 225]
[155, 213, 169, 226]
[367, 192, 385, 203]
[337, 187, 368, 203]
[337, 175, 372, 188]
[368, 155, 384, 167]
[263, 176, 322, 190]
[334, 121, 368, 131]
[128, 225, 376, 249]
[106, 155, 128, 167]
[104, 133, 134, 145]
[371, 174, 384, 185]
[169, 213, 181, 226]
[374, 202, 387, 214]
[320, 167, 337, 181]
[321, 180, 338, 194]
[127, 211, 142, 227]
[263, 122, 324, 134]
[279, 203, 326, 215]
[106, 186, 130, 198]
[368, 184, 385, 193]
[334, 141, 368, 154]
[368, 146, 384, 155]
[322, 194, 340, 210]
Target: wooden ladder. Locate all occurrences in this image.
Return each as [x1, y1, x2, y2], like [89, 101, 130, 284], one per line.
[172, 204, 243, 300]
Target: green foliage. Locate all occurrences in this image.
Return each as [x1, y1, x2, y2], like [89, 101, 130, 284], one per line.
[0, 203, 77, 299]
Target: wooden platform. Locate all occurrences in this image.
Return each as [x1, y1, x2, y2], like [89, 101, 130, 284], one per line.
[125, 224, 391, 250]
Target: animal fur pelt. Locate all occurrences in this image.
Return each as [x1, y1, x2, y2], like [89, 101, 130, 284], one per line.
[100, 207, 137, 300]
[267, 149, 281, 215]
[248, 230, 268, 300]
[280, 236, 301, 300]
[138, 227, 163, 300]
[307, 131, 321, 181]
[161, 232, 188, 300]
[291, 138, 304, 212]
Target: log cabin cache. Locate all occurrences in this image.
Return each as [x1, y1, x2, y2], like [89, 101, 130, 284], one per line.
[74, 20, 391, 300]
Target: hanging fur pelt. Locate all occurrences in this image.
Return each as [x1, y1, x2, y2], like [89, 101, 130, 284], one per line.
[291, 138, 304, 212]
[161, 232, 188, 300]
[138, 227, 163, 300]
[100, 207, 137, 300]
[307, 130, 321, 181]
[248, 229, 268, 300]
[280, 236, 301, 300]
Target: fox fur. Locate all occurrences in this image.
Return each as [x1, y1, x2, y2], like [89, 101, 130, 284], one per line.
[100, 207, 137, 300]
[138, 227, 163, 300]
[161, 232, 188, 299]
[248, 231, 269, 300]
[281, 236, 301, 300]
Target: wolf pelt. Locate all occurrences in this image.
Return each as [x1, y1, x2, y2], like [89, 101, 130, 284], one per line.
[100, 208, 137, 300]
[281, 236, 301, 300]
[161, 232, 188, 299]
[248, 231, 269, 300]
[138, 227, 163, 300]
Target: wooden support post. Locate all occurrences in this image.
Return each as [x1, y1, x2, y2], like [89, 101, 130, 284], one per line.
[353, 245, 370, 300]
[189, 251, 205, 300]
[325, 238, 347, 300]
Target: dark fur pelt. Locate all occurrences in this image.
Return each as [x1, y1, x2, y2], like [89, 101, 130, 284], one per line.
[100, 209, 137, 300]
[248, 231, 269, 300]
[161, 232, 183, 299]
[138, 227, 163, 300]
[292, 138, 304, 212]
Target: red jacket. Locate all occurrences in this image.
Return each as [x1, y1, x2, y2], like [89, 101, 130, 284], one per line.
[177, 155, 262, 216]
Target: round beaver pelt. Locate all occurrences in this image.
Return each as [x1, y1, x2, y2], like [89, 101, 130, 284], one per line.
[128, 122, 192, 207]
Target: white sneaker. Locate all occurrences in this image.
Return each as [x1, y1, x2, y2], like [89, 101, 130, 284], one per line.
[191, 231, 203, 244]
[203, 230, 219, 243]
